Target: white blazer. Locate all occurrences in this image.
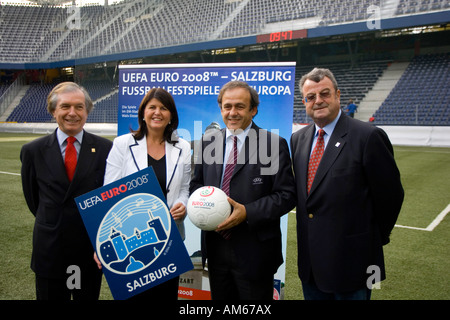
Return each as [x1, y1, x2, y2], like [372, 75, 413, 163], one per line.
[104, 133, 191, 240]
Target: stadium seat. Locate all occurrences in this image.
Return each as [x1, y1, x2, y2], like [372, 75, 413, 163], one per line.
[372, 53, 450, 126]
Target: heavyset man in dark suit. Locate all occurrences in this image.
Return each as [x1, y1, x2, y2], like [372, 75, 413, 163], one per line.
[190, 81, 296, 300]
[290, 68, 404, 300]
[20, 82, 112, 300]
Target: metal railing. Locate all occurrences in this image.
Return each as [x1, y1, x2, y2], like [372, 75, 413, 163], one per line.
[0, 73, 26, 119]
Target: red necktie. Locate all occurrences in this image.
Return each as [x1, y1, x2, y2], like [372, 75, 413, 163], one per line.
[307, 129, 325, 194]
[219, 136, 237, 239]
[221, 136, 237, 196]
[65, 136, 77, 182]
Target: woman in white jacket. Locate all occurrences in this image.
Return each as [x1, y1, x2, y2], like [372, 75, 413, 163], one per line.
[102, 87, 191, 300]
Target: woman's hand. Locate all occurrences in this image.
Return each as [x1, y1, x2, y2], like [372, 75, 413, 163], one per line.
[93, 252, 102, 270]
[170, 202, 186, 221]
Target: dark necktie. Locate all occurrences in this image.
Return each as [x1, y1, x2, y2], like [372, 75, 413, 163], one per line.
[65, 136, 77, 182]
[307, 129, 325, 194]
[219, 136, 237, 239]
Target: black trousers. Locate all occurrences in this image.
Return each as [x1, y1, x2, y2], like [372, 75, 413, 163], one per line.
[128, 276, 179, 301]
[206, 232, 274, 300]
[35, 266, 102, 300]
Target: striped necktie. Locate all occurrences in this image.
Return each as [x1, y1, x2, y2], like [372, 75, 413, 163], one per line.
[219, 136, 237, 239]
[221, 136, 237, 196]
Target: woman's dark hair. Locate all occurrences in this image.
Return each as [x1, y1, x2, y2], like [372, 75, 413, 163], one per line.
[132, 87, 179, 144]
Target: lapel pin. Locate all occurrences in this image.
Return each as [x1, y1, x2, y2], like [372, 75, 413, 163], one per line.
[335, 142, 341, 147]
[91, 148, 96, 153]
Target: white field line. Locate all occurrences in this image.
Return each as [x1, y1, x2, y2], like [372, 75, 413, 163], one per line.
[395, 203, 450, 232]
[0, 170, 20, 176]
[289, 204, 450, 232]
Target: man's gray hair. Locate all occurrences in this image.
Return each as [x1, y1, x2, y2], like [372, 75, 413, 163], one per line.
[47, 81, 93, 115]
[299, 68, 339, 96]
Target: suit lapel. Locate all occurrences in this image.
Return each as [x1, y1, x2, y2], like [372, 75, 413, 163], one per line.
[202, 128, 226, 187]
[129, 135, 147, 172]
[72, 131, 94, 183]
[43, 130, 66, 182]
[165, 141, 181, 190]
[213, 129, 226, 185]
[64, 131, 96, 201]
[129, 136, 183, 190]
[233, 123, 258, 177]
[298, 125, 315, 197]
[309, 114, 347, 196]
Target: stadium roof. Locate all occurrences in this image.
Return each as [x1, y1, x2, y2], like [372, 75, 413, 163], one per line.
[32, 0, 73, 4]
[1, 0, 448, 69]
[1, 0, 125, 6]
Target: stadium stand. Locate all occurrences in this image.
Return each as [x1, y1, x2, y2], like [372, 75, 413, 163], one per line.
[6, 84, 54, 123]
[7, 84, 54, 122]
[87, 92, 119, 123]
[3, 58, 390, 124]
[2, 54, 449, 126]
[0, 0, 448, 63]
[5, 80, 119, 123]
[0, 85, 9, 97]
[373, 52, 449, 125]
[0, 0, 448, 126]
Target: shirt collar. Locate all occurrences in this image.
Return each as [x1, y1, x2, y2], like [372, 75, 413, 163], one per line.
[225, 122, 252, 145]
[314, 110, 341, 137]
[57, 128, 84, 146]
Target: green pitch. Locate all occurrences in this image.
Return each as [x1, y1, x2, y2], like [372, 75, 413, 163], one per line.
[0, 133, 449, 300]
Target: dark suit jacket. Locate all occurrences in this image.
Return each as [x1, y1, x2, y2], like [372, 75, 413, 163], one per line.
[20, 129, 112, 279]
[190, 123, 296, 280]
[290, 113, 404, 293]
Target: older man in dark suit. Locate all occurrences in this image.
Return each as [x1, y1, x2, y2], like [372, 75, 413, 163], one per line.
[190, 81, 296, 300]
[20, 82, 112, 300]
[290, 68, 404, 300]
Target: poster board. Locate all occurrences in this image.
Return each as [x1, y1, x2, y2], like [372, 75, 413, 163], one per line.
[75, 167, 193, 300]
[118, 62, 296, 299]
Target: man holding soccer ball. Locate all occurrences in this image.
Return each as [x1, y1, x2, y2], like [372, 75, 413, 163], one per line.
[190, 81, 296, 300]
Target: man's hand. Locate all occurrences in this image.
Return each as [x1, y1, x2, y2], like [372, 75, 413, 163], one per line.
[216, 197, 247, 231]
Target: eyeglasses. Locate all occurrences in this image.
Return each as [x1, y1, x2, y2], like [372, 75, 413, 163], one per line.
[304, 90, 333, 103]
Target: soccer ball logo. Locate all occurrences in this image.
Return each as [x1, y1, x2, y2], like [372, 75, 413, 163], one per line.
[187, 186, 231, 231]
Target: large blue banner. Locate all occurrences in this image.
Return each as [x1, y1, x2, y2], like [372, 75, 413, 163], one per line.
[118, 62, 296, 299]
[75, 167, 193, 300]
[118, 62, 295, 141]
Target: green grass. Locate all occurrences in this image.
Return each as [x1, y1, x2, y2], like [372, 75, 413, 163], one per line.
[0, 133, 449, 300]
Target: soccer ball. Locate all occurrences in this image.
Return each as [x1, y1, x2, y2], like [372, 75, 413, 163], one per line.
[187, 186, 231, 231]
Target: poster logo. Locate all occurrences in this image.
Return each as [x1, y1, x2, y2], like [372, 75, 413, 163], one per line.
[97, 193, 171, 275]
